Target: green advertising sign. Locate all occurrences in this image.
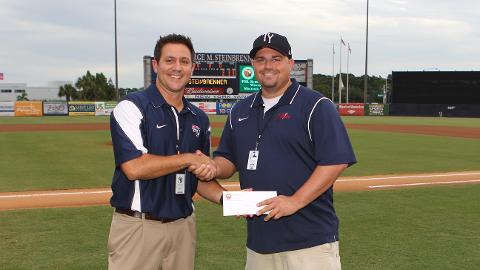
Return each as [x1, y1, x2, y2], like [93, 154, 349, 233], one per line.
[239, 65, 261, 93]
[366, 103, 390, 116]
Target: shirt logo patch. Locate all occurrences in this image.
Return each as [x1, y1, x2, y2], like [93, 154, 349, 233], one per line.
[238, 117, 249, 122]
[156, 124, 167, 129]
[192, 124, 201, 138]
[276, 112, 292, 120]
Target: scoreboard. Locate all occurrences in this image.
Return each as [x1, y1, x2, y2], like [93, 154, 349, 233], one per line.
[391, 71, 480, 104]
[143, 54, 313, 99]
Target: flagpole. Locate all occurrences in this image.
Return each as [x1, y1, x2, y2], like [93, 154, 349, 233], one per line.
[347, 43, 350, 104]
[331, 43, 335, 101]
[363, 0, 369, 104]
[338, 37, 342, 104]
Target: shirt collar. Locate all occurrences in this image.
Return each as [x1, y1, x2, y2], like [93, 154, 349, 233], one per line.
[250, 79, 301, 108]
[146, 83, 196, 115]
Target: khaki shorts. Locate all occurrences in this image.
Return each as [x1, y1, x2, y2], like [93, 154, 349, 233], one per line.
[245, 241, 341, 270]
[107, 211, 196, 270]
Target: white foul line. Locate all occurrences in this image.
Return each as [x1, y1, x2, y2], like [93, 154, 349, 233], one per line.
[368, 179, 480, 189]
[337, 172, 480, 182]
[2, 172, 480, 199]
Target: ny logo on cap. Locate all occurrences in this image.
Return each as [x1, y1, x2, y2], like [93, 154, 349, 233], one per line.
[263, 32, 274, 44]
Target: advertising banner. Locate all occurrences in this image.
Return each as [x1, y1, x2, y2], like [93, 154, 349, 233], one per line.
[105, 101, 117, 115]
[95, 101, 117, 116]
[338, 103, 365, 116]
[43, 101, 68, 115]
[191, 101, 217, 114]
[366, 103, 389, 116]
[14, 101, 43, 116]
[239, 65, 261, 93]
[0, 101, 14, 116]
[186, 78, 237, 95]
[68, 102, 96, 116]
[216, 101, 237, 115]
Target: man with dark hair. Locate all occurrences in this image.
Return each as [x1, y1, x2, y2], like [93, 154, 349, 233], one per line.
[107, 33, 224, 270]
[211, 32, 357, 269]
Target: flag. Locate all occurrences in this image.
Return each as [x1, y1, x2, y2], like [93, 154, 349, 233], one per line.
[339, 75, 344, 90]
[0, 73, 3, 80]
[340, 38, 346, 46]
[348, 43, 351, 54]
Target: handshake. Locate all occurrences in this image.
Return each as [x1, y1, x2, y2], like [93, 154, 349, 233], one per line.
[186, 150, 219, 182]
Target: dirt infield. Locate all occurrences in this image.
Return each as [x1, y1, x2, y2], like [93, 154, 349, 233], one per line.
[1, 171, 479, 211]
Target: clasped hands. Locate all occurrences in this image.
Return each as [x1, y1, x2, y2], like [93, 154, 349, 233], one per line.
[187, 150, 218, 181]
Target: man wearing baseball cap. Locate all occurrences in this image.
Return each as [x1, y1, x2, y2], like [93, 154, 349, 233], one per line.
[211, 32, 356, 269]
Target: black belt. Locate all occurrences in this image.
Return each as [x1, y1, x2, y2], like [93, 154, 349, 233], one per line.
[115, 208, 181, 223]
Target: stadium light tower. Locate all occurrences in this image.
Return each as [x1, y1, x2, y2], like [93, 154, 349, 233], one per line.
[363, 0, 369, 103]
[114, 0, 119, 100]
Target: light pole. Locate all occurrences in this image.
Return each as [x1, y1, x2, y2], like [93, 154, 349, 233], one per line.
[114, 0, 119, 100]
[363, 0, 369, 104]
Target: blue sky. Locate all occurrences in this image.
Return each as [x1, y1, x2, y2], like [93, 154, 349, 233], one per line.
[0, 0, 479, 87]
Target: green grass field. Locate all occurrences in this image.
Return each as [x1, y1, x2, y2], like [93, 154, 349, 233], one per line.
[1, 115, 479, 191]
[1, 115, 479, 269]
[1, 184, 479, 269]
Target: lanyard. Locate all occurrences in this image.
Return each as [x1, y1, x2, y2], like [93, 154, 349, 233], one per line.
[254, 104, 279, 150]
[170, 107, 181, 154]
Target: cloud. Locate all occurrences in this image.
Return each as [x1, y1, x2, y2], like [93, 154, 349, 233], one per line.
[0, 0, 478, 87]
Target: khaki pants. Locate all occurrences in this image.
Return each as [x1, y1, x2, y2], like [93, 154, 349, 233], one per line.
[245, 241, 341, 270]
[107, 211, 196, 270]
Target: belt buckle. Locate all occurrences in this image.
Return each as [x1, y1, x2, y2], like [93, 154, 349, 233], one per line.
[132, 211, 142, 218]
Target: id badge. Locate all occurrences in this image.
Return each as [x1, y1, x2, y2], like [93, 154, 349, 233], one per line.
[175, 174, 186, 194]
[247, 150, 259, 170]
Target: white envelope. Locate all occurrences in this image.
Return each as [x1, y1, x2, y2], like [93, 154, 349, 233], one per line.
[222, 191, 277, 216]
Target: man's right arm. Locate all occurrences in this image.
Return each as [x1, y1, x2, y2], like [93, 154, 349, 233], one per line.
[213, 156, 236, 179]
[121, 152, 213, 181]
[112, 100, 216, 181]
[187, 155, 236, 180]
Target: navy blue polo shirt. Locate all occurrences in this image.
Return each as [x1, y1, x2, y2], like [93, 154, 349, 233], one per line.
[109, 83, 210, 219]
[214, 79, 356, 253]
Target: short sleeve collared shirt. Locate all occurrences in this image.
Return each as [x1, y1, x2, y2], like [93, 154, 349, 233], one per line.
[214, 79, 356, 253]
[110, 84, 210, 219]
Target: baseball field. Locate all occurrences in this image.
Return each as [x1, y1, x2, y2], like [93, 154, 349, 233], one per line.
[1, 115, 479, 269]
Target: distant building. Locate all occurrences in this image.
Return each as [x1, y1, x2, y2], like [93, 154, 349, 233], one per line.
[0, 81, 71, 101]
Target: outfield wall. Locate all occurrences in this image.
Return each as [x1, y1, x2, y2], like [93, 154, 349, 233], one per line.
[0, 101, 118, 117]
[4, 100, 478, 118]
[389, 104, 480, 117]
[1, 101, 393, 117]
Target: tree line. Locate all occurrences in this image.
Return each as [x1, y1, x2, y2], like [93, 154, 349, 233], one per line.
[313, 73, 389, 103]
[58, 71, 139, 102]
[59, 71, 389, 103]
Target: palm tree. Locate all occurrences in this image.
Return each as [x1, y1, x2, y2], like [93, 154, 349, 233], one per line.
[58, 84, 78, 102]
[16, 92, 29, 101]
[75, 71, 96, 100]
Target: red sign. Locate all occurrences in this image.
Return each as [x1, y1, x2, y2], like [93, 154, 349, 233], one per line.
[338, 103, 365, 116]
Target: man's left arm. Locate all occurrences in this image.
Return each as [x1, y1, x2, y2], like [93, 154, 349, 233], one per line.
[256, 164, 347, 221]
[196, 179, 226, 205]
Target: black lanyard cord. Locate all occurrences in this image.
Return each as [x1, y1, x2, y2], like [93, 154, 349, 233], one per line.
[255, 104, 279, 150]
